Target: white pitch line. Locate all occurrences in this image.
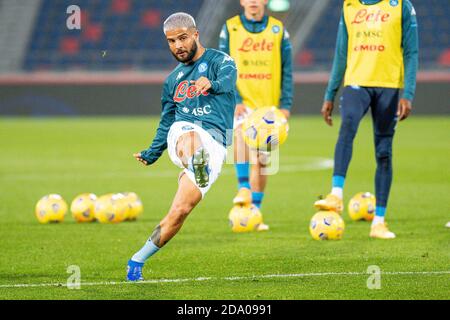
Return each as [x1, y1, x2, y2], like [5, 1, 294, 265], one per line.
[0, 271, 448, 289]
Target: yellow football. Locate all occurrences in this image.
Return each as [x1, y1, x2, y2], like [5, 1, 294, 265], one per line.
[242, 106, 288, 151]
[121, 192, 143, 221]
[94, 193, 127, 223]
[228, 204, 263, 233]
[35, 194, 68, 224]
[70, 193, 97, 222]
[348, 192, 376, 221]
[309, 210, 345, 240]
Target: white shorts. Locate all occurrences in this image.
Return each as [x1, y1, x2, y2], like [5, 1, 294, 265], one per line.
[167, 121, 227, 198]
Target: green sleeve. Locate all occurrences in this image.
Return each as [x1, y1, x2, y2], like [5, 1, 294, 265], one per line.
[324, 12, 348, 102]
[279, 29, 293, 111]
[210, 57, 237, 94]
[402, 0, 419, 101]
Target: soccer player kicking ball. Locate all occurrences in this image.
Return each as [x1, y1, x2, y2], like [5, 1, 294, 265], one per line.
[127, 12, 237, 281]
[314, 0, 418, 239]
[219, 0, 293, 229]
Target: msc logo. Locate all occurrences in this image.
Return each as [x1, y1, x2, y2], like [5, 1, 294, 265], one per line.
[238, 38, 274, 52]
[356, 31, 383, 38]
[174, 80, 209, 103]
[351, 9, 391, 24]
[243, 60, 270, 67]
[191, 105, 212, 116]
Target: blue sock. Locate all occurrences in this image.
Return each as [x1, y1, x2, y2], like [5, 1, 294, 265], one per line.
[235, 162, 250, 189]
[375, 206, 386, 217]
[131, 239, 160, 263]
[252, 192, 264, 209]
[332, 175, 345, 188]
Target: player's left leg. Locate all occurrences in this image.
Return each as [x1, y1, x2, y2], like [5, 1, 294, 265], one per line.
[369, 88, 399, 239]
[249, 150, 270, 231]
[127, 173, 202, 281]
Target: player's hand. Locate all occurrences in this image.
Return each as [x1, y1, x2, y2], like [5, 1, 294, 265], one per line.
[279, 109, 290, 120]
[397, 98, 412, 121]
[190, 77, 211, 94]
[321, 101, 334, 126]
[234, 104, 247, 117]
[133, 152, 148, 166]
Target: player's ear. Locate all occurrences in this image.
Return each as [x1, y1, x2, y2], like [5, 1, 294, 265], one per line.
[192, 29, 200, 41]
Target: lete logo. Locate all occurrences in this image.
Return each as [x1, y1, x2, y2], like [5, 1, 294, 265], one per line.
[174, 80, 209, 103]
[238, 38, 274, 52]
[351, 9, 390, 24]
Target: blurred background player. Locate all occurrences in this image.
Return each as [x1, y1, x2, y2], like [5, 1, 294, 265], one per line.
[219, 0, 293, 230]
[315, 0, 418, 239]
[127, 12, 237, 281]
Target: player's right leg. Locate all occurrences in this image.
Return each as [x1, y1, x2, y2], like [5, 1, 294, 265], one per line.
[127, 173, 202, 281]
[176, 131, 210, 188]
[314, 86, 370, 213]
[233, 112, 252, 206]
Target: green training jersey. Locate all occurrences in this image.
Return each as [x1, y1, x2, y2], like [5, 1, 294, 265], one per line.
[141, 48, 237, 165]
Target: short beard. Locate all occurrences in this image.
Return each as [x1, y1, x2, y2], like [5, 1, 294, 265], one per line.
[172, 41, 198, 63]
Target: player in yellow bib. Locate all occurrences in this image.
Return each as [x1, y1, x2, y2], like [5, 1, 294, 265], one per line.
[315, 0, 419, 239]
[219, 0, 293, 230]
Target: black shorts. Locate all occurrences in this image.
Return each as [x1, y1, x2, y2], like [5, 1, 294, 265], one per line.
[339, 86, 399, 137]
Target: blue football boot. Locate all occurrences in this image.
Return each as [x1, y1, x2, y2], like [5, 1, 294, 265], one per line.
[127, 259, 144, 281]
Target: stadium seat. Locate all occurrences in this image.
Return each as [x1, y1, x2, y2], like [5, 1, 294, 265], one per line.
[24, 0, 203, 71]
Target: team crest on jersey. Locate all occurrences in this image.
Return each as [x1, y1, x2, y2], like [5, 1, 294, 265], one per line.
[389, 0, 398, 7]
[272, 25, 280, 34]
[198, 63, 208, 73]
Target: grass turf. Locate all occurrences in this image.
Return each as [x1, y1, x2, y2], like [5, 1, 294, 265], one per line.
[0, 116, 448, 299]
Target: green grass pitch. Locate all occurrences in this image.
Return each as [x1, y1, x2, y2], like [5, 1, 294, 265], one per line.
[0, 116, 448, 299]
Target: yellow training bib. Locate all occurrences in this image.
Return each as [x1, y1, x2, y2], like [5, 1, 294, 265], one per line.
[227, 15, 283, 109]
[344, 0, 404, 88]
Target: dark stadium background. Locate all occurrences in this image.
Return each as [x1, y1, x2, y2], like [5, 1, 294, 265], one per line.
[0, 0, 448, 115]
